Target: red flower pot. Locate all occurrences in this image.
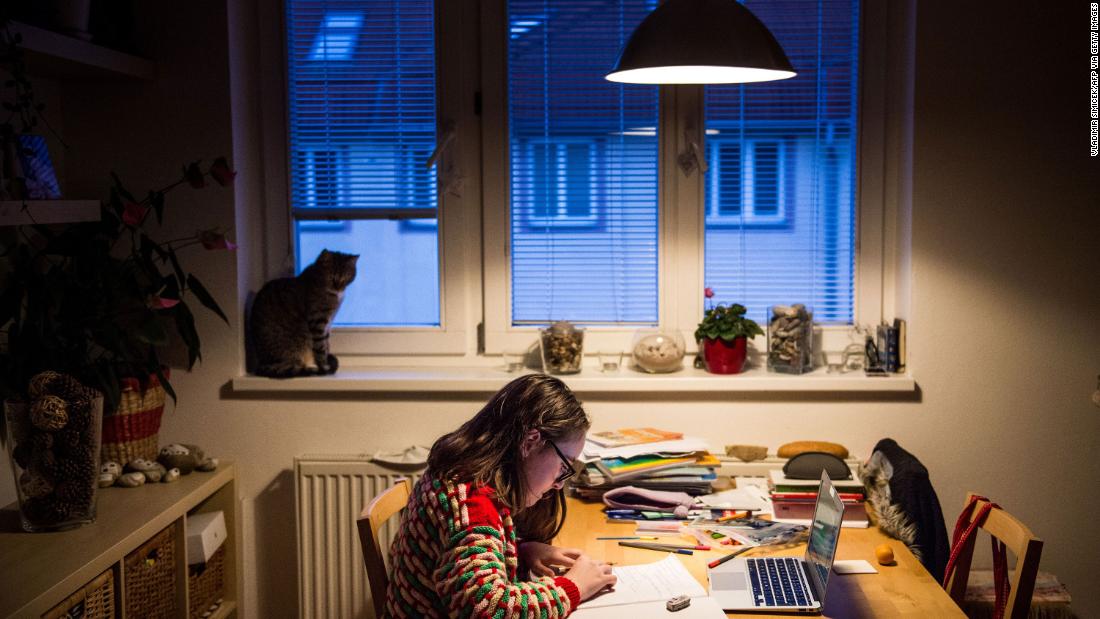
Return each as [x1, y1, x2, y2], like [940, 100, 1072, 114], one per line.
[702, 337, 748, 374]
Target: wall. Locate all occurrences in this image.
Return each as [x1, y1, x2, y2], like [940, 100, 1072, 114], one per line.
[3, 2, 1099, 617]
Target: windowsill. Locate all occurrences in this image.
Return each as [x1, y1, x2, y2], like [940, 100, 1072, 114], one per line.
[230, 366, 915, 394]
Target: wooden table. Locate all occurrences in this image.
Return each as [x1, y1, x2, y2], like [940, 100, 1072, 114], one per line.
[555, 498, 964, 618]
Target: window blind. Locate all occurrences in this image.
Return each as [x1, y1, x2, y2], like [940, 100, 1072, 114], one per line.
[704, 0, 859, 324]
[508, 0, 660, 325]
[286, 0, 441, 326]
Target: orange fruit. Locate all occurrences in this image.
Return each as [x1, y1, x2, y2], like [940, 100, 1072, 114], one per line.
[874, 543, 895, 565]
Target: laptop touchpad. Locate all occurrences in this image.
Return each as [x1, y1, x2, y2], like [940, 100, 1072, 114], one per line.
[711, 572, 748, 591]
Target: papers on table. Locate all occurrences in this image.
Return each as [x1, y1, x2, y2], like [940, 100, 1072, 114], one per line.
[581, 437, 711, 461]
[693, 487, 767, 512]
[576, 555, 705, 609]
[570, 596, 727, 618]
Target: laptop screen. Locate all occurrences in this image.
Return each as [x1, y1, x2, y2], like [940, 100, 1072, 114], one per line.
[804, 472, 845, 602]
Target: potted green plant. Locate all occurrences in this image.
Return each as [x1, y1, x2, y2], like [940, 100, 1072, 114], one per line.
[694, 288, 763, 374]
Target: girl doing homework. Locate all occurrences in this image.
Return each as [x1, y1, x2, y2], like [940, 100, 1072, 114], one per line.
[384, 374, 617, 618]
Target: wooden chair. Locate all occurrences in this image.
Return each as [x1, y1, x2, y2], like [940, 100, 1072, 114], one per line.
[357, 478, 411, 619]
[945, 493, 1043, 619]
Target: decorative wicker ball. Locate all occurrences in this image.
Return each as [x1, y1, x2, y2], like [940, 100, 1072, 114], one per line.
[30, 395, 69, 432]
[27, 371, 63, 399]
[18, 470, 54, 499]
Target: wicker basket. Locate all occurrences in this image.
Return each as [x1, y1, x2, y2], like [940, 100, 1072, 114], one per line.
[124, 525, 178, 618]
[101, 373, 167, 466]
[42, 568, 116, 619]
[188, 546, 226, 619]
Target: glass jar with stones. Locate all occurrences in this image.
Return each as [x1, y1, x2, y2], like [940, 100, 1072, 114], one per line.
[767, 304, 814, 374]
[631, 329, 686, 373]
[4, 372, 104, 532]
[539, 321, 585, 374]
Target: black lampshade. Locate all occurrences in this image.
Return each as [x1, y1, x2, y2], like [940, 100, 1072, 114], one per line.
[606, 0, 796, 84]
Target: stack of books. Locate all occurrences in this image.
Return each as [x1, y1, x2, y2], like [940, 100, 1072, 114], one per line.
[767, 468, 868, 525]
[572, 428, 718, 499]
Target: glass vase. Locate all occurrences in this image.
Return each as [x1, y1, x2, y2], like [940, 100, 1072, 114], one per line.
[631, 329, 686, 373]
[767, 304, 814, 374]
[539, 321, 585, 374]
[4, 394, 104, 532]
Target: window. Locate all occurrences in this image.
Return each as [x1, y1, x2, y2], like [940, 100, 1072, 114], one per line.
[286, 0, 442, 328]
[502, 0, 660, 329]
[274, 0, 897, 358]
[704, 0, 859, 325]
[705, 139, 789, 226]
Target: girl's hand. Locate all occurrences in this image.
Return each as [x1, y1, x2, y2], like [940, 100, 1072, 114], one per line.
[518, 541, 582, 577]
[562, 553, 617, 601]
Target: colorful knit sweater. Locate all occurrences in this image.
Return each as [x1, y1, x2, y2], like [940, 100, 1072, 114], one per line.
[384, 474, 581, 618]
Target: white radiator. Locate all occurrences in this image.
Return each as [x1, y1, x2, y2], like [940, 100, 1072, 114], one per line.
[295, 455, 423, 619]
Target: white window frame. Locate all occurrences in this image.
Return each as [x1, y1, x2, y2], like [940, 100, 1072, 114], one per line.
[262, 0, 481, 357]
[258, 0, 912, 362]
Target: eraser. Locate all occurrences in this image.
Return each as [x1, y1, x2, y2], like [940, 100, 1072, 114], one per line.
[667, 594, 691, 612]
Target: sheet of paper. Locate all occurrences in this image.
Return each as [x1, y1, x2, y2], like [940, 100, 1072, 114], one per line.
[571, 596, 727, 619]
[833, 559, 878, 574]
[583, 437, 711, 461]
[578, 555, 706, 609]
[694, 487, 767, 511]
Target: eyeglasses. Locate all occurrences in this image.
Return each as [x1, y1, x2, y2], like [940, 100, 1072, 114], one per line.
[545, 437, 578, 485]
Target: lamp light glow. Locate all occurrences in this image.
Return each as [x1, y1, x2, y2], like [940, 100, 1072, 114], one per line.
[607, 0, 796, 85]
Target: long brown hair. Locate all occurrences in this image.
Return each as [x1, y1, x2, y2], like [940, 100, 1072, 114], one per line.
[427, 374, 590, 542]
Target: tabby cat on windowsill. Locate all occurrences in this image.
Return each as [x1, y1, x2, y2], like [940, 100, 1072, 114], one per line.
[250, 249, 359, 378]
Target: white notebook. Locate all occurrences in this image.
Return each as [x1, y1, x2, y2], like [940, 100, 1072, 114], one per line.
[575, 555, 705, 609]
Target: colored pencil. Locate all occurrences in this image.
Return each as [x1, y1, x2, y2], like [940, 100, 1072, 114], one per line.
[595, 536, 659, 540]
[707, 546, 752, 569]
[617, 541, 694, 555]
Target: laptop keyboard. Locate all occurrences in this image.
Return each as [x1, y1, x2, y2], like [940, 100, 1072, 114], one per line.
[747, 557, 811, 607]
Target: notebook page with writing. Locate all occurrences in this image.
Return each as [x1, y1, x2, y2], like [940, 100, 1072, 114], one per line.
[570, 596, 726, 618]
[577, 555, 706, 609]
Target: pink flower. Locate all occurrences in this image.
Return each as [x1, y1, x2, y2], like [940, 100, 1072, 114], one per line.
[148, 296, 180, 310]
[704, 287, 715, 299]
[209, 157, 236, 187]
[122, 202, 148, 227]
[198, 228, 238, 251]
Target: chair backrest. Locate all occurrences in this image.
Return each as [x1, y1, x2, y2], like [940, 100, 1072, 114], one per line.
[357, 478, 411, 619]
[945, 493, 1044, 619]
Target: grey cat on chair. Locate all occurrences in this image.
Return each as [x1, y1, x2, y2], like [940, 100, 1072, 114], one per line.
[250, 249, 359, 378]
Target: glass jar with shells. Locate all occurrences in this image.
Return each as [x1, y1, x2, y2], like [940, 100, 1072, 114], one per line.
[539, 321, 585, 374]
[767, 304, 814, 374]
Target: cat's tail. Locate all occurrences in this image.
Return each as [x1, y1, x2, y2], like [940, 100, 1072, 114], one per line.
[254, 362, 322, 379]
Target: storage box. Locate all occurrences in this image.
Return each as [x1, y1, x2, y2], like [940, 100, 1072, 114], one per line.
[188, 546, 225, 619]
[124, 525, 178, 618]
[186, 511, 227, 565]
[43, 568, 116, 619]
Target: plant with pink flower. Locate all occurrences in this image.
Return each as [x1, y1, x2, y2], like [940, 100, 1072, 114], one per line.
[0, 158, 238, 413]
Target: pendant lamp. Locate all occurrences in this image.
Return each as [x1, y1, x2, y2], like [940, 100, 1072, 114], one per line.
[606, 0, 796, 84]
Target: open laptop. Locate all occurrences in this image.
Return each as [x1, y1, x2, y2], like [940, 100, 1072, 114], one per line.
[708, 470, 844, 614]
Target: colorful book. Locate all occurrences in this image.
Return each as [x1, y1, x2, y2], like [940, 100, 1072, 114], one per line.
[894, 318, 907, 372]
[588, 427, 685, 448]
[596, 454, 701, 480]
